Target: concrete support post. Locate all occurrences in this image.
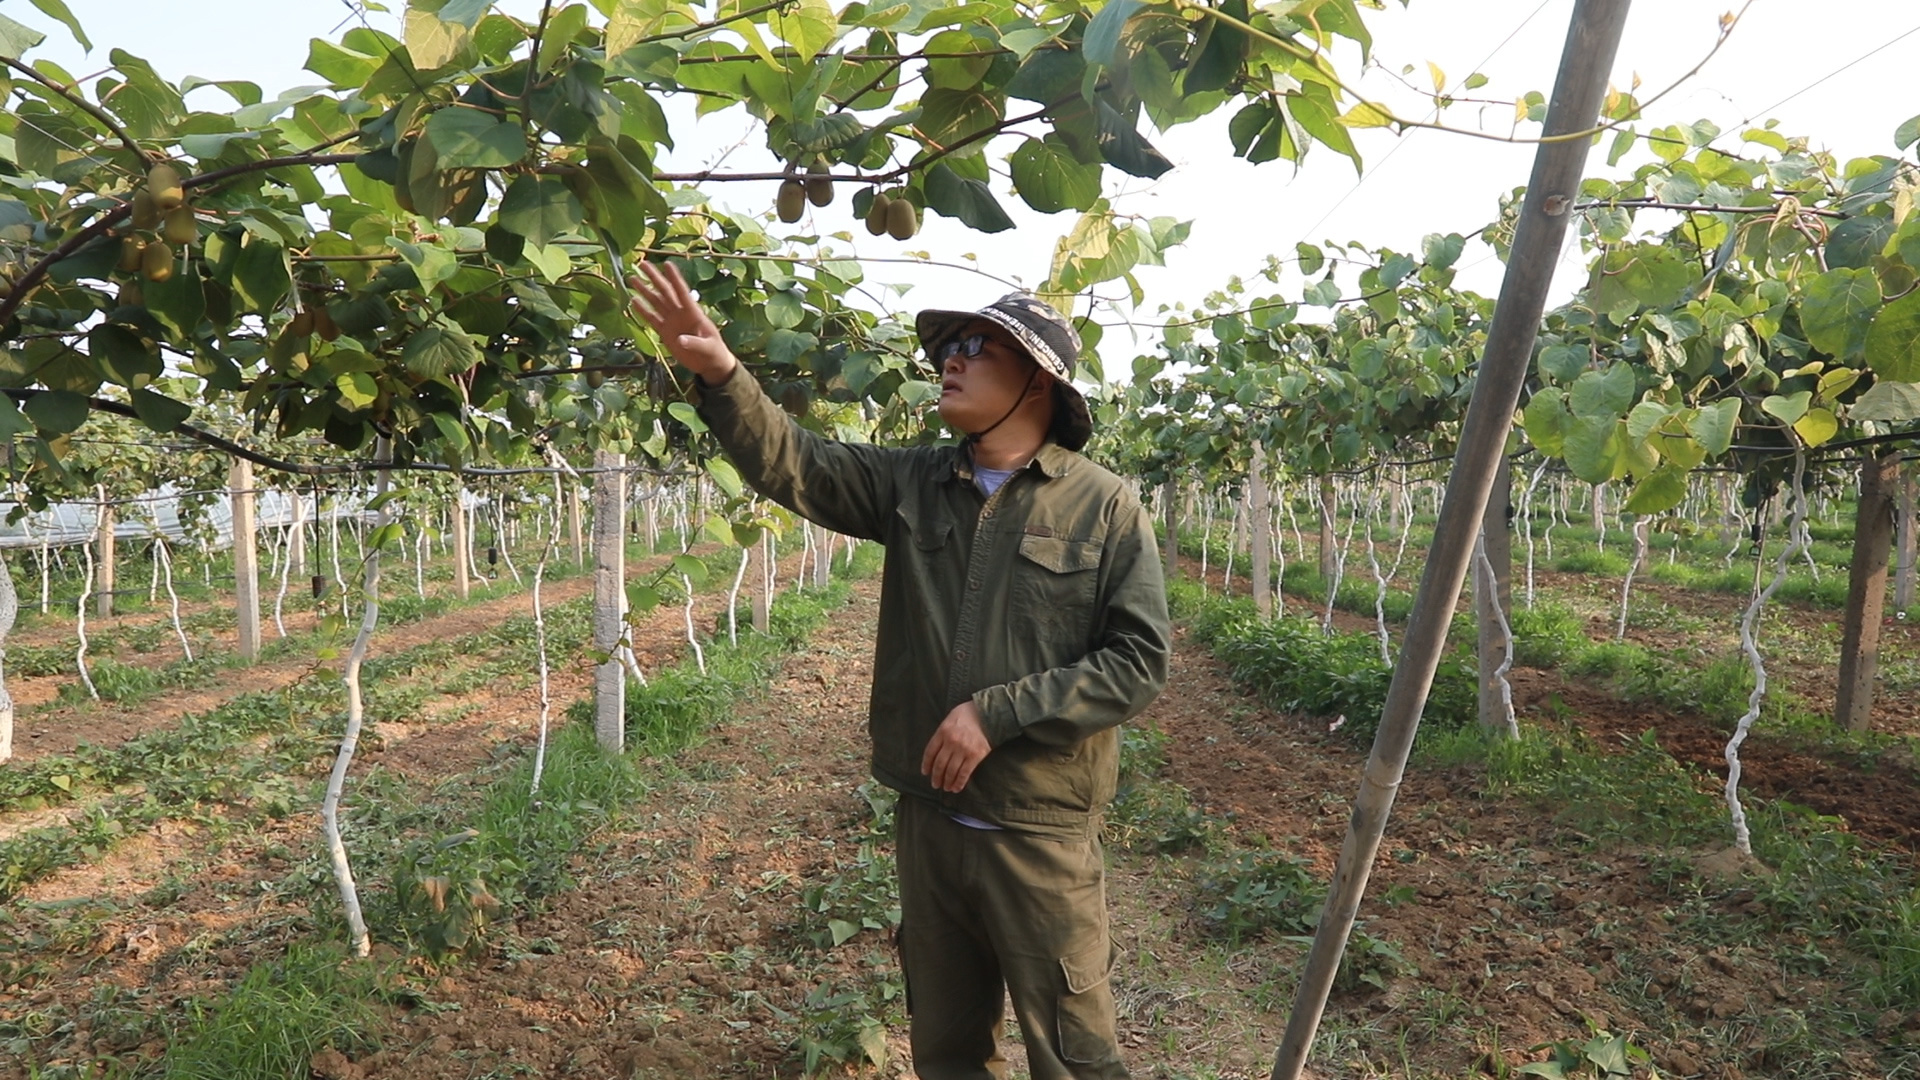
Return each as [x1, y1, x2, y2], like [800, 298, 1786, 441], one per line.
[231, 458, 261, 662]
[592, 451, 627, 753]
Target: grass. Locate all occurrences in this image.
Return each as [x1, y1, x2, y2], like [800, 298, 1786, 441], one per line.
[1422, 721, 1920, 1062]
[158, 943, 382, 1080]
[1172, 581, 1474, 748]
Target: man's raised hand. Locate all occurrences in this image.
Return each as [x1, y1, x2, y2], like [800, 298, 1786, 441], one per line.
[627, 260, 739, 385]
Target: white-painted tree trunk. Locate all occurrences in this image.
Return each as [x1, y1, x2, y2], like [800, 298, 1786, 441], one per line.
[494, 496, 523, 586]
[1475, 536, 1520, 740]
[727, 547, 750, 647]
[157, 539, 192, 662]
[1615, 517, 1649, 641]
[1521, 460, 1548, 609]
[682, 574, 706, 675]
[529, 468, 564, 797]
[322, 442, 391, 957]
[76, 540, 98, 700]
[1726, 455, 1809, 856]
[1365, 487, 1392, 664]
[329, 500, 349, 618]
[1321, 485, 1359, 635]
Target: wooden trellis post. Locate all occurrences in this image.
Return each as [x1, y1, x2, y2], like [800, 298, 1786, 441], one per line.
[1317, 473, 1337, 582]
[1836, 451, 1901, 731]
[231, 459, 261, 662]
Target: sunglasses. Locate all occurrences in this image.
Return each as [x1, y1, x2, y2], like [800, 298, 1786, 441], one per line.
[937, 333, 994, 361]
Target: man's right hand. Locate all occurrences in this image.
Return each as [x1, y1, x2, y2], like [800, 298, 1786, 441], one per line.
[628, 260, 739, 385]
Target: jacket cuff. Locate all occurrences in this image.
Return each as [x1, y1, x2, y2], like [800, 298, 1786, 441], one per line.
[693, 364, 758, 416]
[972, 686, 1023, 748]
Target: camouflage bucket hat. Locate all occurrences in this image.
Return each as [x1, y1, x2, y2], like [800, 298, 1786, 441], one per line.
[915, 293, 1093, 452]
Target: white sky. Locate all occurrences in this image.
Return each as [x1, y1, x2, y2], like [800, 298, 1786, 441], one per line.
[15, 0, 1918, 369]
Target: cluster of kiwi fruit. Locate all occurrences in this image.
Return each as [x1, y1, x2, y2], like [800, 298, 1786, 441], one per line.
[116, 162, 196, 289]
[773, 155, 919, 240]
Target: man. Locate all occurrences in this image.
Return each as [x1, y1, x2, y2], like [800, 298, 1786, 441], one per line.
[628, 261, 1170, 1080]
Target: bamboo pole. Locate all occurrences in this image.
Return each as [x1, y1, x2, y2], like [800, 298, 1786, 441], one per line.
[1268, 4, 1631, 1074]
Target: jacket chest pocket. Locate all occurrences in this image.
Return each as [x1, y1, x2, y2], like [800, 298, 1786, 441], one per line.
[1013, 534, 1101, 644]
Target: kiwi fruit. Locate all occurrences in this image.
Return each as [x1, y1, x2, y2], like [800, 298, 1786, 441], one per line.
[886, 196, 918, 241]
[117, 236, 145, 273]
[130, 190, 159, 230]
[141, 241, 175, 283]
[118, 281, 144, 308]
[147, 162, 184, 212]
[312, 306, 341, 342]
[805, 159, 834, 207]
[289, 310, 315, 337]
[776, 179, 806, 223]
[161, 207, 197, 247]
[865, 192, 891, 236]
[585, 369, 607, 389]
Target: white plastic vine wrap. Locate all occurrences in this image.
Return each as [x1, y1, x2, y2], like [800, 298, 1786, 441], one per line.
[1727, 452, 1810, 856]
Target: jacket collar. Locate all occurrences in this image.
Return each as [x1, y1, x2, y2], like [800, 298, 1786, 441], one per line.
[950, 440, 1076, 484]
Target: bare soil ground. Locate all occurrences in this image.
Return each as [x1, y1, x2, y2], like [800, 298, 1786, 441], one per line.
[4, 550, 1917, 1080]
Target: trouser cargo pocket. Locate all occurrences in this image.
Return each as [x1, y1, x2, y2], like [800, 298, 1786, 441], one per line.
[1056, 941, 1122, 1067]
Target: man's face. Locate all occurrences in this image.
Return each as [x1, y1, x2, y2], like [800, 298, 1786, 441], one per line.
[935, 319, 1043, 434]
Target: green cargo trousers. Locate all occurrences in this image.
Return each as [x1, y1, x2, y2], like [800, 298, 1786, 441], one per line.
[893, 794, 1128, 1080]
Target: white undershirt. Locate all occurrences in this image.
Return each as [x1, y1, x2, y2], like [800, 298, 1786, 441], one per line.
[973, 464, 1017, 496]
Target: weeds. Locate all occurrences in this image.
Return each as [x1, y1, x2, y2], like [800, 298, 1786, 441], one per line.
[1107, 721, 1218, 853]
[1192, 604, 1474, 747]
[1509, 601, 1587, 669]
[159, 943, 381, 1080]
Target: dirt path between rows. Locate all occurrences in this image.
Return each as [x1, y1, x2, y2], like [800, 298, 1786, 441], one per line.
[7, 572, 604, 765]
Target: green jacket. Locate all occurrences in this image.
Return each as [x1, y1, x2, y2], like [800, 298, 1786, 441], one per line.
[698, 370, 1171, 840]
